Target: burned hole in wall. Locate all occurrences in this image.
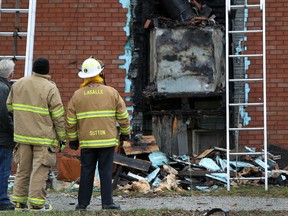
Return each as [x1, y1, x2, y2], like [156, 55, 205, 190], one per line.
[131, 0, 226, 156]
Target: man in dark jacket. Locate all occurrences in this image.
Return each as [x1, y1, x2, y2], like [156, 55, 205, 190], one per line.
[0, 59, 16, 211]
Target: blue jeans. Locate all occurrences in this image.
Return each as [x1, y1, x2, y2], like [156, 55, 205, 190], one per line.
[0, 146, 13, 205]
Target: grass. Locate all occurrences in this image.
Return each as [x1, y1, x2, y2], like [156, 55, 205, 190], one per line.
[4, 185, 288, 216]
[110, 184, 288, 198]
[1, 210, 288, 216]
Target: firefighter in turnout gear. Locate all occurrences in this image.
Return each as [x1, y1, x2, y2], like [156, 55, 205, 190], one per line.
[66, 56, 130, 211]
[7, 57, 66, 211]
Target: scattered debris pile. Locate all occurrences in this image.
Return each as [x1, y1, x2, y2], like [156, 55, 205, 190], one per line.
[9, 136, 287, 193]
[113, 135, 288, 193]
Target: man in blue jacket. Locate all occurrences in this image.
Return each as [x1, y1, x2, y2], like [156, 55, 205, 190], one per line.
[0, 59, 16, 211]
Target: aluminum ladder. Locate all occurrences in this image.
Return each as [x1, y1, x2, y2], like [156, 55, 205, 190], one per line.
[0, 0, 37, 77]
[225, 0, 268, 190]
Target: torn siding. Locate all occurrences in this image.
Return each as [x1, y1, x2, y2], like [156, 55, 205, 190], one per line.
[119, 0, 133, 123]
[233, 3, 251, 127]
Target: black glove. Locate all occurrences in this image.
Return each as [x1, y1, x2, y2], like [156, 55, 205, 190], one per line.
[69, 140, 79, 150]
[120, 134, 130, 143]
[59, 141, 66, 152]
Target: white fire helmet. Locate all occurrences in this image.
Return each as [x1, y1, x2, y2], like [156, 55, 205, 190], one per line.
[78, 57, 104, 78]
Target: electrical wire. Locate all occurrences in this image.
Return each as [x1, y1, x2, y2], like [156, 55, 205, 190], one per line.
[60, 0, 80, 70]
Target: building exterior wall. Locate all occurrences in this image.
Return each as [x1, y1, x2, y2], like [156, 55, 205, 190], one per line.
[0, 0, 130, 105]
[0, 0, 131, 173]
[237, 0, 288, 150]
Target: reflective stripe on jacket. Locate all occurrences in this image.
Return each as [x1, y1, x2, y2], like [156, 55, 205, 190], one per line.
[66, 82, 130, 148]
[6, 73, 66, 147]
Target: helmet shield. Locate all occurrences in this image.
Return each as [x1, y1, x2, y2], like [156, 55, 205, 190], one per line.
[78, 57, 104, 78]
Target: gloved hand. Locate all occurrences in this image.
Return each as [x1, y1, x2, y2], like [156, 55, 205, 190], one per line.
[120, 134, 130, 143]
[59, 141, 66, 152]
[69, 140, 79, 150]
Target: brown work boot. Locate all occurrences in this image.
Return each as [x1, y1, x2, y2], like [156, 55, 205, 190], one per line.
[14, 202, 28, 211]
[30, 204, 53, 211]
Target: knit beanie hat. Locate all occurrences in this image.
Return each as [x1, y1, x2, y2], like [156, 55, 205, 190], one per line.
[33, 58, 50, 74]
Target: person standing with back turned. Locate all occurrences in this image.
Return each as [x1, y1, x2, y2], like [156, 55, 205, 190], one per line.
[0, 59, 16, 211]
[6, 57, 66, 211]
[66, 56, 130, 211]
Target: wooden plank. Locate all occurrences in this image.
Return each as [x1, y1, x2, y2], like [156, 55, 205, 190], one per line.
[113, 153, 151, 172]
[172, 115, 179, 155]
[123, 143, 159, 155]
[178, 170, 234, 177]
[161, 115, 172, 155]
[177, 116, 189, 155]
[152, 115, 162, 150]
[139, 135, 157, 145]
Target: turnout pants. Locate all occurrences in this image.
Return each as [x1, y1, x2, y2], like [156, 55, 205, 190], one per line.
[12, 144, 53, 207]
[78, 147, 115, 207]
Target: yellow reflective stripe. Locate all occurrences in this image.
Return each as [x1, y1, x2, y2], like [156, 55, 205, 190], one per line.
[116, 110, 129, 119]
[14, 134, 58, 146]
[67, 116, 77, 125]
[80, 138, 118, 147]
[67, 131, 77, 139]
[28, 197, 45, 205]
[57, 131, 66, 138]
[12, 196, 28, 203]
[51, 106, 64, 118]
[7, 104, 12, 111]
[76, 110, 116, 120]
[12, 103, 49, 115]
[120, 125, 130, 134]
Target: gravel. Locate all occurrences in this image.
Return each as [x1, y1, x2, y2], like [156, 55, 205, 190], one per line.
[47, 193, 288, 212]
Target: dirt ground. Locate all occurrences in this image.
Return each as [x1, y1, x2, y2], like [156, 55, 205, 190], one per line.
[47, 193, 288, 213]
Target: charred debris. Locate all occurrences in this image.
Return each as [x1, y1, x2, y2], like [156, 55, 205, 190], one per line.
[111, 135, 288, 193]
[47, 135, 288, 193]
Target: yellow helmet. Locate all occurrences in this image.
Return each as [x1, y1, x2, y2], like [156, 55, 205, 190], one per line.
[78, 57, 104, 78]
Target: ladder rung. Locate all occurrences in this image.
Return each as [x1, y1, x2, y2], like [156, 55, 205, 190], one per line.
[229, 127, 264, 131]
[229, 30, 263, 34]
[229, 54, 263, 58]
[0, 56, 25, 60]
[0, 9, 29, 13]
[229, 78, 263, 82]
[230, 4, 261, 9]
[229, 103, 264, 106]
[229, 152, 264, 156]
[230, 177, 265, 180]
[0, 32, 27, 37]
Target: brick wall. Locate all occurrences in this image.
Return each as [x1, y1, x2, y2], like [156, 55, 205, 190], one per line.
[238, 0, 288, 150]
[0, 0, 129, 102]
[0, 0, 130, 173]
[265, 0, 288, 149]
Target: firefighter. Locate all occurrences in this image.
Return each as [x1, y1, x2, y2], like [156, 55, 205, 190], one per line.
[7, 57, 66, 211]
[66, 56, 130, 211]
[0, 59, 16, 211]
